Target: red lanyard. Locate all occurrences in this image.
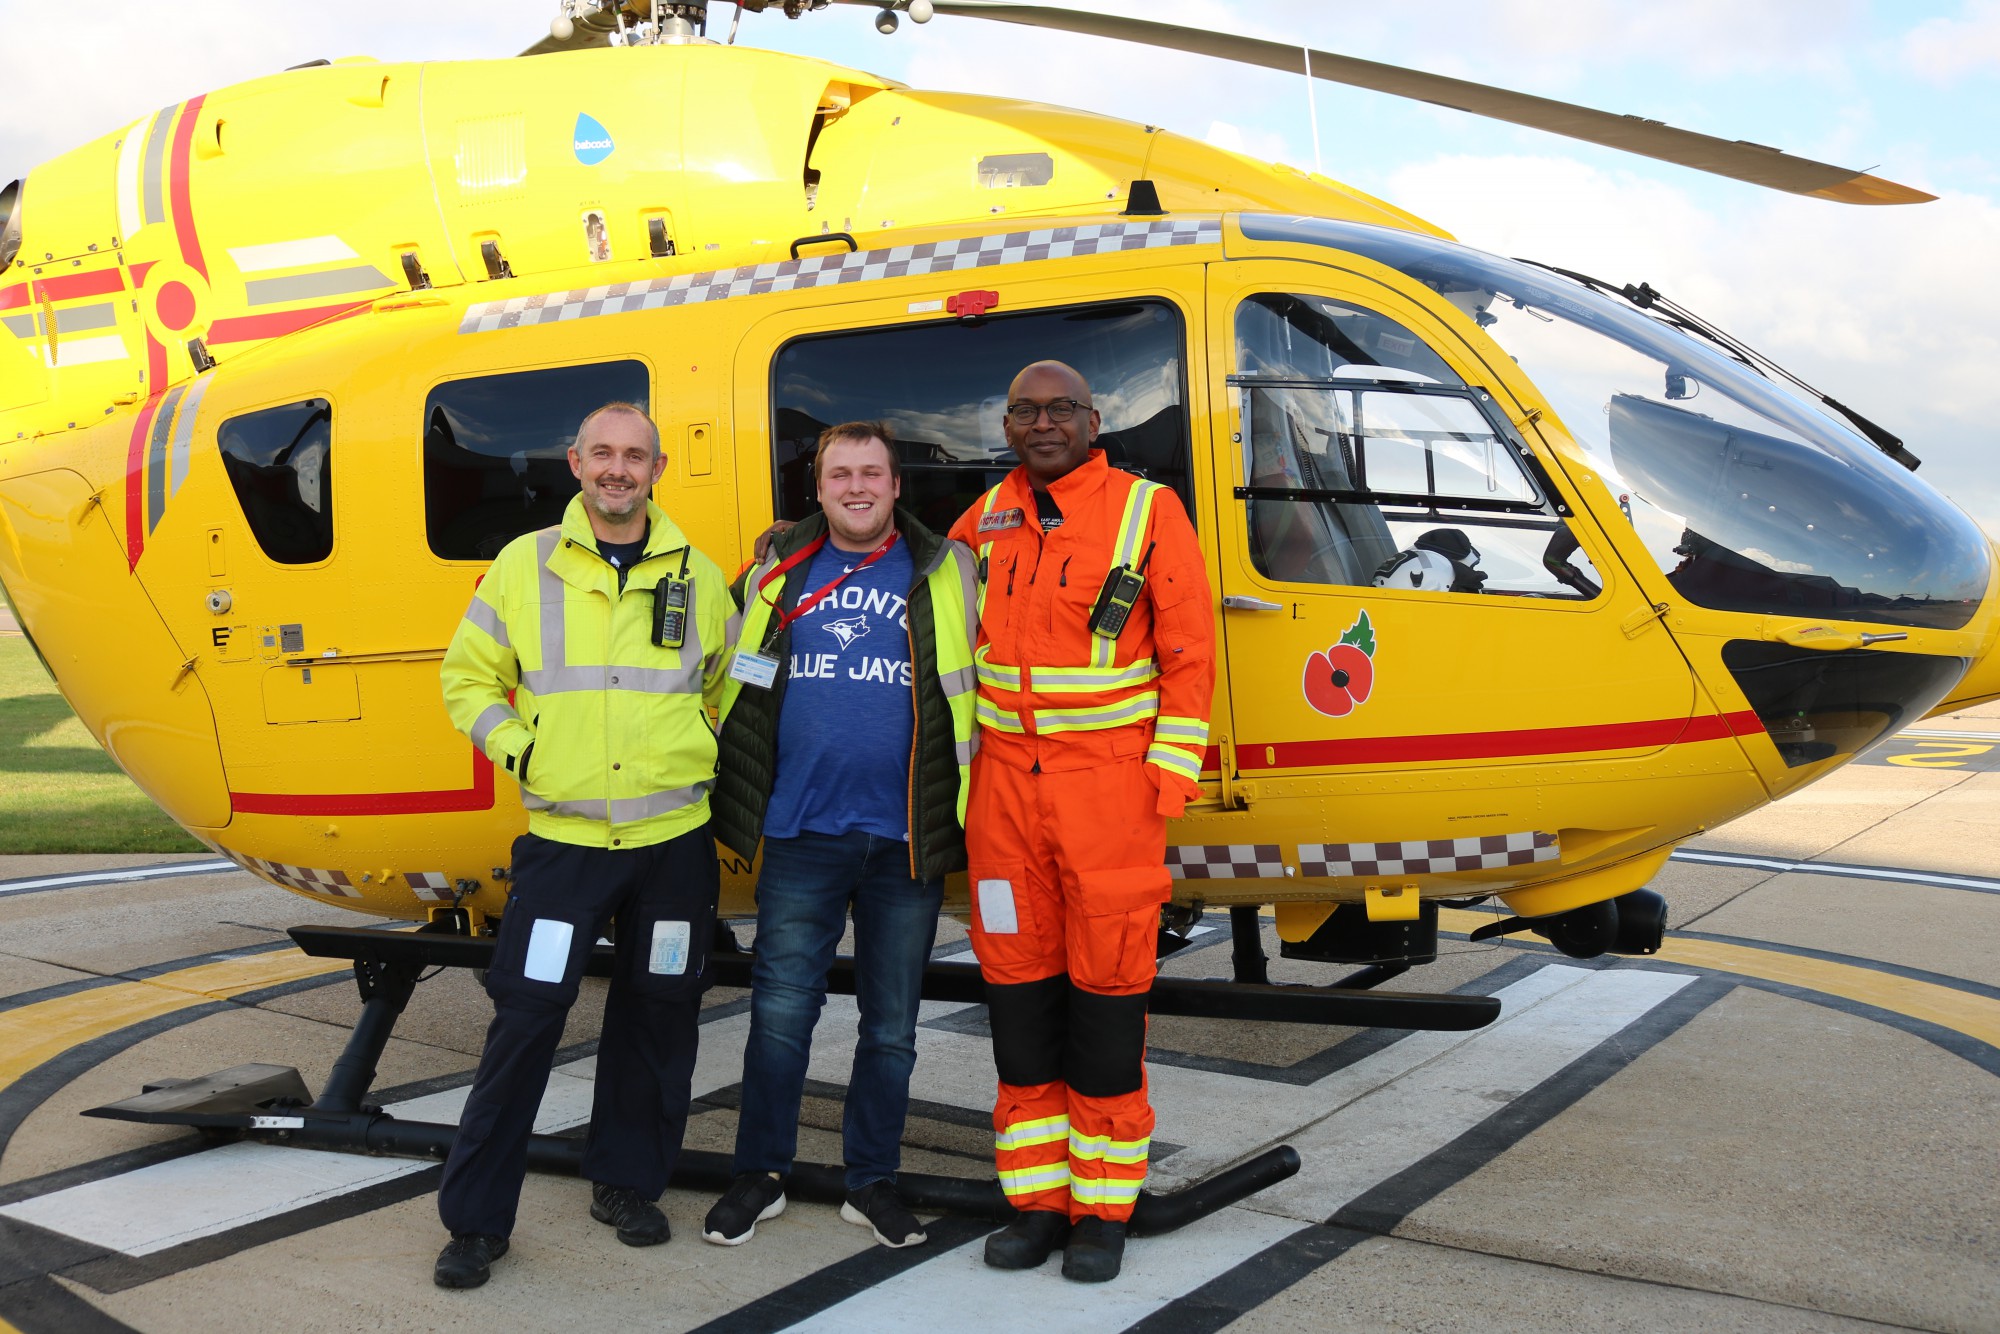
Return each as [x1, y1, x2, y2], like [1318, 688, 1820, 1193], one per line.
[758, 531, 899, 636]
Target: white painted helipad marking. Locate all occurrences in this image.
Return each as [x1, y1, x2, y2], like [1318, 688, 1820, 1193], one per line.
[782, 965, 1692, 1331]
[793, 1204, 1302, 1332]
[0, 860, 238, 897]
[1248, 965, 1692, 1221]
[0, 1011, 752, 1256]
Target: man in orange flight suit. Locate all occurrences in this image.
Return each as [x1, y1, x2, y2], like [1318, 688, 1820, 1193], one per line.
[949, 360, 1214, 1283]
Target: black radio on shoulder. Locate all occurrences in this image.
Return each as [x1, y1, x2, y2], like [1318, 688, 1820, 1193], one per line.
[652, 550, 692, 649]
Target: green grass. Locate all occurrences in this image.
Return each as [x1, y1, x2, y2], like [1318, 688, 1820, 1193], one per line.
[0, 636, 204, 854]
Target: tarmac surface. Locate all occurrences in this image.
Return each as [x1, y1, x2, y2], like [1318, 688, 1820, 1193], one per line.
[0, 706, 1995, 1333]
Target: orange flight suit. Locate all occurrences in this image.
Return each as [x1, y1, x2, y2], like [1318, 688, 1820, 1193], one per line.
[948, 449, 1214, 1223]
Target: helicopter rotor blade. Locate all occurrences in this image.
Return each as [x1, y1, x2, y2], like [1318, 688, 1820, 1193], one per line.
[842, 1, 1933, 205]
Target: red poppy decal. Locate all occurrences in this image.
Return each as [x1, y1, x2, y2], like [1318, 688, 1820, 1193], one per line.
[1303, 611, 1377, 718]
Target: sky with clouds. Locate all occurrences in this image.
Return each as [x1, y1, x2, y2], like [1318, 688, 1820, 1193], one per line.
[5, 0, 1995, 533]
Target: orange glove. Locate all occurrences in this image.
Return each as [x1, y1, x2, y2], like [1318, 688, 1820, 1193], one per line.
[1146, 763, 1202, 818]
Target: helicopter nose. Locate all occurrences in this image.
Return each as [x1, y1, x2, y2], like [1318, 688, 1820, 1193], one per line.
[1921, 536, 2000, 718]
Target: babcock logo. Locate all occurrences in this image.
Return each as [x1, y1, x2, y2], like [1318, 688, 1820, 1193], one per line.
[573, 113, 615, 165]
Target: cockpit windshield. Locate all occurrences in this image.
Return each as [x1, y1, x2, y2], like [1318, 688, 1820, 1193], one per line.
[1239, 215, 1991, 630]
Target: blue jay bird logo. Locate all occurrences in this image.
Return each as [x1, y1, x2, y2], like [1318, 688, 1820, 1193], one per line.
[822, 615, 871, 650]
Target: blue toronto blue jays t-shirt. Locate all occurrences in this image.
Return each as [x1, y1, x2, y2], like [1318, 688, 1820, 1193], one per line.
[763, 537, 916, 842]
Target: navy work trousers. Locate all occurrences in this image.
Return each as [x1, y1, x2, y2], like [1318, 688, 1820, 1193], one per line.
[438, 826, 718, 1239]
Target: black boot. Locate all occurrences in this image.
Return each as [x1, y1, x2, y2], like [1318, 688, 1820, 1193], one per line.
[983, 1210, 1069, 1270]
[1062, 1217, 1126, 1283]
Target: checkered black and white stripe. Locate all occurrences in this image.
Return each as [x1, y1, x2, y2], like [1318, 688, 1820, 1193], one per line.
[1297, 832, 1559, 878]
[221, 850, 360, 899]
[458, 219, 1222, 335]
[405, 871, 454, 901]
[1166, 844, 1287, 880]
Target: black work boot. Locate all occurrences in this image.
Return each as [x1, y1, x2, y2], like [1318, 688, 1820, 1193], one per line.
[590, 1182, 671, 1246]
[983, 1210, 1069, 1270]
[1062, 1216, 1127, 1283]
[434, 1232, 509, 1288]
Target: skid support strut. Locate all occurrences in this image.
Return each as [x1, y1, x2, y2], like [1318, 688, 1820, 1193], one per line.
[83, 912, 1503, 1235]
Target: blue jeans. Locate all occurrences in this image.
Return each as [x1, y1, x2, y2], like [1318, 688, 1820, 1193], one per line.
[732, 830, 944, 1191]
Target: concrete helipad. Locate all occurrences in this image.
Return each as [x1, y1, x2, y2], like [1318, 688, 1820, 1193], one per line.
[0, 707, 1995, 1333]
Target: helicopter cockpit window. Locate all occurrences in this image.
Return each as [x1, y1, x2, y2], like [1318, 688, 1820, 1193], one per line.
[423, 360, 650, 561]
[1234, 295, 1600, 599]
[217, 399, 334, 565]
[1238, 215, 1992, 630]
[770, 299, 1188, 534]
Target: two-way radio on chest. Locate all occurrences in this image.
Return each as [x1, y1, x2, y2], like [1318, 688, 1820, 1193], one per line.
[651, 549, 693, 649]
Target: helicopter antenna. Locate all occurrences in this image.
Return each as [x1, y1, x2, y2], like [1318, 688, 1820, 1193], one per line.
[1519, 259, 1921, 472]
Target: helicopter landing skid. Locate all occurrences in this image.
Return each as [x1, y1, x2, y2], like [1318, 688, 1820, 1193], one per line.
[81, 916, 1497, 1233]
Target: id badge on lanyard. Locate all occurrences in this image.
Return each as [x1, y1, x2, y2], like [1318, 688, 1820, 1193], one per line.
[730, 531, 898, 690]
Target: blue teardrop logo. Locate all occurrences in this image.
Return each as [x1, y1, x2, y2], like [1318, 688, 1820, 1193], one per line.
[573, 113, 615, 166]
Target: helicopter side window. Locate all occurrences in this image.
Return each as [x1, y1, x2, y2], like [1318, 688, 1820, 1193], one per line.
[1234, 294, 1599, 599]
[1236, 377, 1599, 598]
[423, 360, 650, 561]
[770, 299, 1189, 534]
[218, 399, 335, 565]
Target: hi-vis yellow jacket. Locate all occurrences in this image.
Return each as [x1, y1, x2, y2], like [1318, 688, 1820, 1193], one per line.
[442, 495, 738, 850]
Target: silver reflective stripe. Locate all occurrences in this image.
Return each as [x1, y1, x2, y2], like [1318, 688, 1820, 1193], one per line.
[521, 663, 702, 696]
[469, 703, 515, 752]
[607, 781, 711, 824]
[1031, 661, 1158, 690]
[1153, 720, 1207, 743]
[940, 666, 977, 698]
[1116, 482, 1160, 568]
[951, 542, 980, 649]
[534, 528, 565, 672]
[955, 734, 980, 765]
[1036, 694, 1160, 729]
[463, 597, 510, 648]
[723, 608, 743, 654]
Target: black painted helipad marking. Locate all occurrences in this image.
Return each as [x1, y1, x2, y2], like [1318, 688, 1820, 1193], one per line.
[1115, 976, 1734, 1334]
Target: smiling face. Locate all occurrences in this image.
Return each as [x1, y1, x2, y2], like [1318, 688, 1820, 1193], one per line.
[568, 407, 665, 542]
[817, 435, 901, 552]
[1003, 361, 1099, 491]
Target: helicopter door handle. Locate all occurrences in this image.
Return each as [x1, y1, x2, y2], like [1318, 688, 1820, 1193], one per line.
[1223, 595, 1283, 611]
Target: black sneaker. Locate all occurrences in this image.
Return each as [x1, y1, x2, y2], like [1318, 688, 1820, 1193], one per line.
[839, 1180, 927, 1248]
[1061, 1216, 1127, 1283]
[701, 1172, 787, 1246]
[434, 1232, 508, 1289]
[590, 1182, 670, 1246]
[983, 1210, 1069, 1270]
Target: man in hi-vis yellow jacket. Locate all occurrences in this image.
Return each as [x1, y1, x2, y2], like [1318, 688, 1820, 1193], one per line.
[433, 402, 738, 1289]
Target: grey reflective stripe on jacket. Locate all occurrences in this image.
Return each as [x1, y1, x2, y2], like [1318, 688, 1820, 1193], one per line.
[520, 527, 705, 697]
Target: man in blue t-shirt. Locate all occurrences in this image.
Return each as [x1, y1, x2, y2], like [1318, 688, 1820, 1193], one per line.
[704, 422, 977, 1251]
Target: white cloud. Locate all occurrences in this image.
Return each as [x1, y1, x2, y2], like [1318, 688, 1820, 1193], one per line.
[1903, 0, 2000, 83]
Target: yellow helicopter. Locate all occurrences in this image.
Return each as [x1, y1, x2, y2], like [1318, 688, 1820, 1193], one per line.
[1, 0, 1995, 995]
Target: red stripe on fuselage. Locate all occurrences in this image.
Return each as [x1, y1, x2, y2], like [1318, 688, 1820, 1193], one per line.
[122, 395, 164, 569]
[33, 269, 126, 303]
[1235, 709, 1766, 771]
[0, 284, 31, 312]
[167, 95, 207, 278]
[207, 301, 368, 344]
[231, 751, 497, 817]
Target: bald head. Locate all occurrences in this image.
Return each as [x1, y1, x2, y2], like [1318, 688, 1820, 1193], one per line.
[1003, 360, 1099, 490]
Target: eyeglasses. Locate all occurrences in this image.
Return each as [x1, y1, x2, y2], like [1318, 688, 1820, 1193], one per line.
[1005, 398, 1090, 425]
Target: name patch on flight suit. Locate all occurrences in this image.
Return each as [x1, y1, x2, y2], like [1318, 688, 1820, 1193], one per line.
[978, 508, 1026, 533]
